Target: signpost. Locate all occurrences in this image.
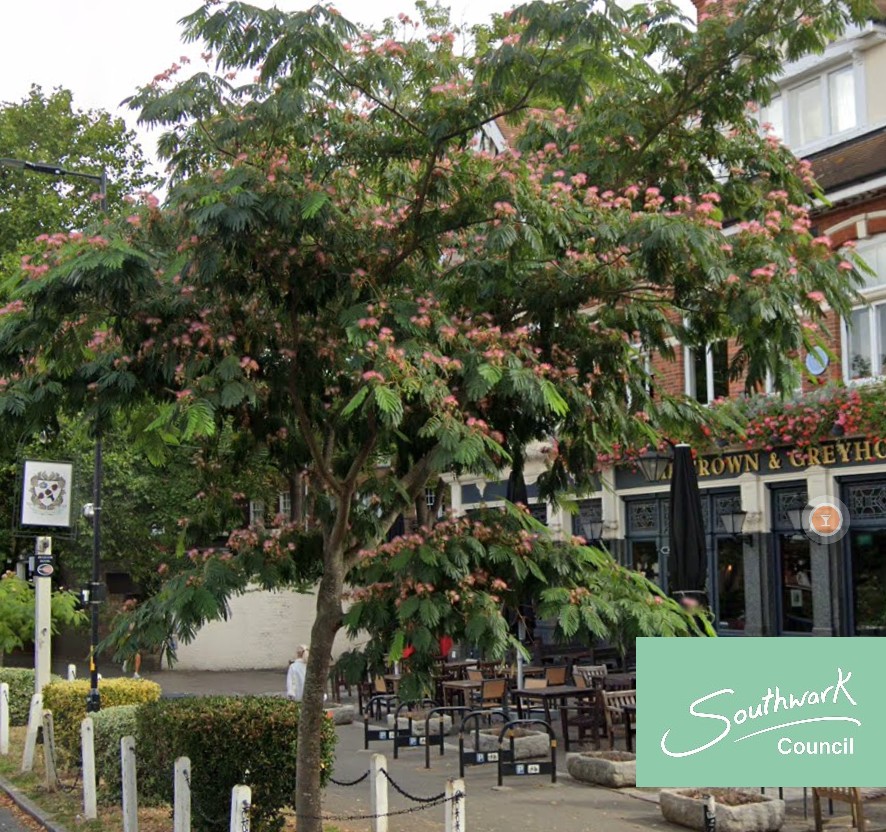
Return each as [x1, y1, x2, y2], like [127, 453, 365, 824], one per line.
[33, 537, 52, 696]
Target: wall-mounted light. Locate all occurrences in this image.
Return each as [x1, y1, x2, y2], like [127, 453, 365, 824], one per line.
[582, 519, 605, 543]
[637, 447, 672, 483]
[786, 507, 806, 533]
[720, 509, 751, 542]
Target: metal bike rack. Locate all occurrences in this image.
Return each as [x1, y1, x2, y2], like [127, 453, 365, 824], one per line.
[495, 718, 557, 786]
[363, 695, 406, 749]
[391, 699, 439, 759]
[457, 710, 511, 778]
[421, 705, 473, 769]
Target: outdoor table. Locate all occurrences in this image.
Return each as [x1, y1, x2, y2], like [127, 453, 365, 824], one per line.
[623, 703, 636, 752]
[441, 679, 481, 708]
[512, 684, 595, 727]
[443, 660, 479, 679]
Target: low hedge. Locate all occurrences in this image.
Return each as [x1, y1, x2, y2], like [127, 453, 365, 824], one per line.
[0, 668, 61, 725]
[91, 705, 140, 804]
[137, 696, 336, 832]
[43, 678, 161, 763]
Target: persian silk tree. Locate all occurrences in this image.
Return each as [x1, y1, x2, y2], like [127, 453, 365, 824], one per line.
[0, 0, 872, 828]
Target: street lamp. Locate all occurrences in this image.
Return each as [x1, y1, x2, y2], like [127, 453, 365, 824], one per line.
[1, 157, 107, 712]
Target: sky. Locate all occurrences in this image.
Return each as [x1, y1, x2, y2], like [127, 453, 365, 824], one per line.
[0, 0, 696, 176]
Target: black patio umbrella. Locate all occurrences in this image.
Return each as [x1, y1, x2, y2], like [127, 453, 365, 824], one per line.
[667, 443, 708, 601]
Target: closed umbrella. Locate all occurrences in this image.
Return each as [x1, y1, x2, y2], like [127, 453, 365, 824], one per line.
[668, 443, 708, 604]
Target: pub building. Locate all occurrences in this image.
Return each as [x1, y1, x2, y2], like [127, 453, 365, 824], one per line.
[449, 436, 886, 639]
[451, 2, 886, 641]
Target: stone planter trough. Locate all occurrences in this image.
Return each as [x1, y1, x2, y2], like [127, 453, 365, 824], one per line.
[325, 703, 356, 725]
[387, 712, 453, 736]
[476, 727, 549, 760]
[659, 789, 785, 832]
[567, 750, 636, 788]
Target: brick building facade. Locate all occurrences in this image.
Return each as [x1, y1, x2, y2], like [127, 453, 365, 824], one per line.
[453, 4, 886, 640]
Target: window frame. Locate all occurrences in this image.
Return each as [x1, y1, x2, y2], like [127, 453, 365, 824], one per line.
[759, 61, 861, 151]
[841, 235, 886, 384]
[684, 341, 729, 404]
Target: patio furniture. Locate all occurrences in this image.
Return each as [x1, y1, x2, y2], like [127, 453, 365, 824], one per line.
[560, 675, 604, 750]
[602, 688, 636, 750]
[471, 677, 509, 715]
[442, 678, 482, 708]
[514, 682, 594, 728]
[545, 665, 568, 685]
[466, 667, 484, 682]
[515, 677, 548, 720]
[574, 664, 608, 685]
[813, 787, 866, 831]
[369, 676, 398, 720]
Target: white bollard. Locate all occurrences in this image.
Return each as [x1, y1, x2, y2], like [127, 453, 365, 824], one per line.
[174, 756, 191, 832]
[67, 664, 77, 681]
[81, 717, 97, 820]
[229, 784, 251, 832]
[21, 693, 43, 772]
[0, 683, 9, 755]
[121, 735, 138, 832]
[370, 753, 388, 832]
[445, 778, 466, 832]
[42, 710, 58, 789]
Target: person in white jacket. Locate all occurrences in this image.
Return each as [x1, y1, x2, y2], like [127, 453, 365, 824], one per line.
[286, 645, 309, 701]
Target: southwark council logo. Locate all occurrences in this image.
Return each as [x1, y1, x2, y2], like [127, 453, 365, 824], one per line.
[637, 638, 886, 787]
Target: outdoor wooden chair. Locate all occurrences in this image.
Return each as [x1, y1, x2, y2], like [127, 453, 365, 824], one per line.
[561, 675, 603, 750]
[813, 787, 866, 831]
[472, 677, 509, 713]
[466, 667, 484, 682]
[517, 677, 549, 721]
[574, 664, 608, 686]
[545, 665, 568, 685]
[368, 676, 398, 720]
[602, 688, 636, 750]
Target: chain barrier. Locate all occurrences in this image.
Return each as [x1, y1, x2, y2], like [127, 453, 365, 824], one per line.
[182, 766, 228, 826]
[329, 770, 370, 787]
[299, 791, 460, 822]
[55, 766, 81, 795]
[380, 767, 445, 803]
[453, 788, 463, 832]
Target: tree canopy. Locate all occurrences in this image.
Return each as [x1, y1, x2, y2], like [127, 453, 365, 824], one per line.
[0, 85, 157, 264]
[0, 1, 872, 828]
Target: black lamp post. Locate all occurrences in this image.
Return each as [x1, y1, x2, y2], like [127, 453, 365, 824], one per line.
[1, 158, 107, 712]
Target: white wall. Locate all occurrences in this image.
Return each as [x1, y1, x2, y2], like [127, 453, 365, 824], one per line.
[174, 586, 362, 670]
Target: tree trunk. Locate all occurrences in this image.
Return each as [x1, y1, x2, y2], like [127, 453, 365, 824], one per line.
[295, 548, 344, 832]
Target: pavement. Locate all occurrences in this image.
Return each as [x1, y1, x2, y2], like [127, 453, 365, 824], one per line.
[6, 667, 885, 832]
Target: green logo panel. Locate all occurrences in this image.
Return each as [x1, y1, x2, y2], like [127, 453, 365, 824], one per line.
[636, 637, 886, 786]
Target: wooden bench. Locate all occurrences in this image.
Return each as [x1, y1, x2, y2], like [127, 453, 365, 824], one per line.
[813, 787, 866, 831]
[602, 689, 636, 750]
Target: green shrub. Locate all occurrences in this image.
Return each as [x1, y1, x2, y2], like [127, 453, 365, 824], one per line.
[137, 696, 337, 832]
[91, 705, 140, 804]
[43, 678, 161, 763]
[0, 668, 61, 725]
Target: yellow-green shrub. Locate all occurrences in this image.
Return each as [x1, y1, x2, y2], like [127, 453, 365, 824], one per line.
[43, 678, 161, 762]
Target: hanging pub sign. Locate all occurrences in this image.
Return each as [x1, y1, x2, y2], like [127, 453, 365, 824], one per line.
[21, 460, 74, 529]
